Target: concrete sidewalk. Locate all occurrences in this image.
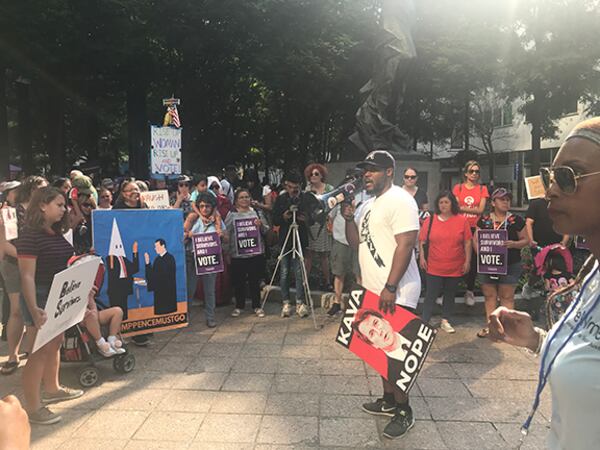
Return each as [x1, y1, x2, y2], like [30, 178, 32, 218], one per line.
[0, 304, 550, 449]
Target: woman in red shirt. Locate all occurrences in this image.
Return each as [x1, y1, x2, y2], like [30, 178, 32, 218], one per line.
[452, 160, 489, 306]
[419, 192, 472, 333]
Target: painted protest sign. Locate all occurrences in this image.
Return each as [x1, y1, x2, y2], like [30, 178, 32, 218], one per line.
[140, 190, 170, 209]
[1, 207, 18, 240]
[150, 126, 182, 175]
[193, 232, 224, 275]
[234, 218, 262, 256]
[336, 288, 436, 394]
[477, 229, 508, 275]
[92, 209, 188, 337]
[33, 257, 101, 353]
[525, 175, 546, 200]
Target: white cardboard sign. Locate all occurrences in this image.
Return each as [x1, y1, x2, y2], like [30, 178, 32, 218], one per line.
[140, 190, 170, 209]
[150, 126, 182, 175]
[1, 207, 18, 240]
[32, 257, 101, 353]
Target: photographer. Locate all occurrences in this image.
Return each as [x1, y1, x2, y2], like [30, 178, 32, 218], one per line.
[272, 171, 311, 318]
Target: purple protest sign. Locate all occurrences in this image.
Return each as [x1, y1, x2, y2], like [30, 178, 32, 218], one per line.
[477, 229, 508, 275]
[192, 232, 224, 275]
[234, 218, 262, 256]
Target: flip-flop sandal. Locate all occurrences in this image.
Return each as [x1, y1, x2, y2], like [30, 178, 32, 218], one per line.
[477, 327, 489, 338]
[19, 352, 29, 360]
[1, 361, 19, 375]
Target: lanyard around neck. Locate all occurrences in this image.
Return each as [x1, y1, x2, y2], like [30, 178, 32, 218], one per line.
[521, 268, 600, 439]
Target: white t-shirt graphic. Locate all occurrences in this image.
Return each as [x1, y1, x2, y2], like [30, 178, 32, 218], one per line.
[355, 185, 421, 309]
[542, 263, 600, 450]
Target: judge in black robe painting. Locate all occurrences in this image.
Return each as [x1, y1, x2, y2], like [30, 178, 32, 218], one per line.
[144, 238, 178, 315]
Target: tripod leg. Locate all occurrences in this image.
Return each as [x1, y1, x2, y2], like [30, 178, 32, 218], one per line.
[292, 228, 319, 330]
[260, 224, 296, 310]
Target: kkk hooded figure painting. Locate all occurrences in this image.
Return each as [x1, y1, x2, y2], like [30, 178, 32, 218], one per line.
[92, 209, 188, 336]
[106, 218, 139, 320]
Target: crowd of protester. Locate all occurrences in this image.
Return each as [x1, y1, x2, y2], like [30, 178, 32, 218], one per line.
[0, 123, 596, 443]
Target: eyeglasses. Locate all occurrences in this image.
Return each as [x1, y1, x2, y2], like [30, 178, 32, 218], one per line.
[404, 175, 417, 180]
[311, 172, 321, 177]
[468, 169, 480, 175]
[540, 166, 600, 195]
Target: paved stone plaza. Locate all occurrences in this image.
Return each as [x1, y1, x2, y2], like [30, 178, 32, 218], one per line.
[0, 303, 551, 449]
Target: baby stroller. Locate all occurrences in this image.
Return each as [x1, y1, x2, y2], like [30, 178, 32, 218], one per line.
[533, 244, 575, 328]
[61, 255, 136, 387]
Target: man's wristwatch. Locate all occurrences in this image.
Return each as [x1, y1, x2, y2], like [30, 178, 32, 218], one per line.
[384, 283, 397, 293]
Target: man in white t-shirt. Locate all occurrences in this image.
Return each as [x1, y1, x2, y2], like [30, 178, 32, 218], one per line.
[343, 150, 421, 440]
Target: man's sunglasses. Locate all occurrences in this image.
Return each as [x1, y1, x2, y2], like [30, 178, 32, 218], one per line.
[540, 166, 600, 195]
[468, 169, 480, 174]
[404, 175, 417, 180]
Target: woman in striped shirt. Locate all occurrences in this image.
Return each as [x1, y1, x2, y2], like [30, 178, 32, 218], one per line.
[17, 187, 84, 425]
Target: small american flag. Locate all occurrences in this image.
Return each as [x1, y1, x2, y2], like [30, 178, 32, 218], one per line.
[169, 105, 181, 128]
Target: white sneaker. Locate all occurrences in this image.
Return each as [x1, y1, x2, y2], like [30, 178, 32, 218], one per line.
[296, 303, 309, 318]
[440, 319, 455, 334]
[97, 342, 117, 357]
[254, 308, 265, 318]
[231, 308, 242, 317]
[281, 302, 292, 318]
[464, 290, 475, 307]
[435, 296, 443, 306]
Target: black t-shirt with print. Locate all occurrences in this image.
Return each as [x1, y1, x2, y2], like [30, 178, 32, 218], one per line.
[477, 213, 526, 265]
[525, 198, 563, 247]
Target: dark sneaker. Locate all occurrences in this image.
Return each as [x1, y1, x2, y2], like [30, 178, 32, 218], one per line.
[383, 406, 415, 439]
[327, 302, 342, 316]
[42, 386, 84, 405]
[132, 335, 150, 346]
[29, 406, 62, 425]
[361, 398, 396, 417]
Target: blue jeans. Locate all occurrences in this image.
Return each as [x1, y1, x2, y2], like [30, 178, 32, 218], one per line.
[200, 273, 217, 322]
[280, 254, 305, 304]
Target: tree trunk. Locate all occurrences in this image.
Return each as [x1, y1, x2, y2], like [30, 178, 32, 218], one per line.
[45, 89, 65, 175]
[84, 84, 99, 163]
[530, 94, 542, 176]
[16, 79, 33, 174]
[0, 65, 9, 179]
[463, 94, 470, 151]
[126, 82, 149, 178]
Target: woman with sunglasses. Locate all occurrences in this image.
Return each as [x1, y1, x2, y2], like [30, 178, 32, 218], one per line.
[488, 118, 600, 449]
[184, 193, 226, 328]
[69, 192, 96, 255]
[172, 175, 193, 218]
[452, 160, 490, 306]
[225, 188, 269, 317]
[402, 167, 429, 212]
[304, 163, 334, 290]
[16, 187, 84, 424]
[475, 188, 528, 338]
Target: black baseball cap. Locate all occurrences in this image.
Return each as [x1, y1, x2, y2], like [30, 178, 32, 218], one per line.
[357, 150, 396, 171]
